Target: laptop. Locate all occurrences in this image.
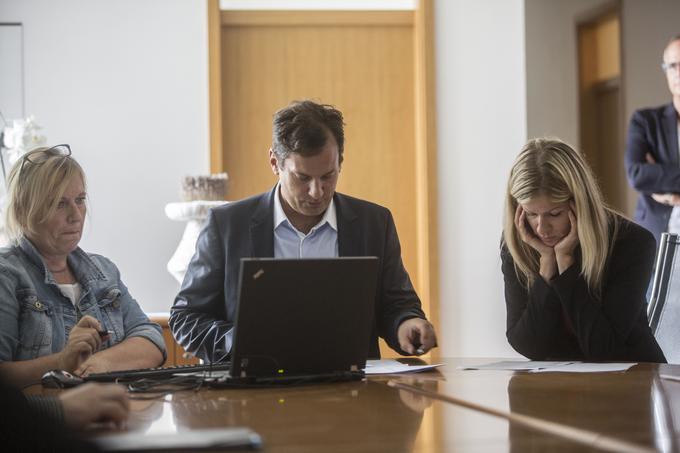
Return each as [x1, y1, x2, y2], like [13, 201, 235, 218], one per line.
[85, 257, 378, 385]
[229, 257, 378, 379]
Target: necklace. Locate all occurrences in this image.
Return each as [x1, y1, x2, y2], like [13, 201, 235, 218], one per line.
[48, 266, 69, 273]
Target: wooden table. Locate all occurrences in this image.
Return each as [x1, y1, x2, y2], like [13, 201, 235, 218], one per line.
[112, 358, 680, 452]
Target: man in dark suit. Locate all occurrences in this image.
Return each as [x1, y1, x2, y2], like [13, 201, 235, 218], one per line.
[625, 34, 680, 243]
[169, 100, 437, 363]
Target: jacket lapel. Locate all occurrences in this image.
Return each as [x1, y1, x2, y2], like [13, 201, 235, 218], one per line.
[664, 103, 679, 167]
[335, 193, 361, 257]
[250, 187, 276, 257]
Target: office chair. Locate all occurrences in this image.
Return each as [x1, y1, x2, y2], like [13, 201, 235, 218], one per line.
[648, 233, 680, 364]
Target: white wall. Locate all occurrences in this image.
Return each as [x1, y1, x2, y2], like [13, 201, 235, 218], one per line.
[0, 0, 210, 313]
[434, 0, 526, 357]
[0, 24, 24, 120]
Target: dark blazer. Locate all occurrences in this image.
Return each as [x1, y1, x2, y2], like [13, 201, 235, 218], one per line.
[625, 102, 680, 243]
[169, 187, 426, 363]
[501, 216, 666, 363]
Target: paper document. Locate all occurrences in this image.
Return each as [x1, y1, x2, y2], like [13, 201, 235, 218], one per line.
[460, 361, 572, 371]
[364, 359, 443, 375]
[530, 362, 637, 373]
[94, 428, 262, 451]
[460, 360, 637, 373]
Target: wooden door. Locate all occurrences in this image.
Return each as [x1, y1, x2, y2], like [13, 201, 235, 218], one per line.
[578, 8, 628, 213]
[208, 6, 438, 359]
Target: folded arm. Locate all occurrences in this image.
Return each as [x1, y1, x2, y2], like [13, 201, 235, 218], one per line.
[625, 111, 680, 193]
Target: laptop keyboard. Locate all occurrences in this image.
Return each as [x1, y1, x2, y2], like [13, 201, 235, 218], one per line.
[84, 362, 232, 382]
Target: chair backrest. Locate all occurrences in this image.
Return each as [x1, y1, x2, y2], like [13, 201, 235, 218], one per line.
[648, 232, 680, 364]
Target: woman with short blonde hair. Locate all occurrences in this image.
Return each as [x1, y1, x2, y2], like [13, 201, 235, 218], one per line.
[502, 138, 665, 362]
[0, 145, 166, 386]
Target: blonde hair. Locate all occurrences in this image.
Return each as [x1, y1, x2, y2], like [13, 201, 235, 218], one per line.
[502, 138, 617, 297]
[5, 146, 86, 243]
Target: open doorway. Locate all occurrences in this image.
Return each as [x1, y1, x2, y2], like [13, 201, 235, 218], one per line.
[578, 4, 627, 213]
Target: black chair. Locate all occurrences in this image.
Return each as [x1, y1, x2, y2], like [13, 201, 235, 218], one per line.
[648, 232, 680, 364]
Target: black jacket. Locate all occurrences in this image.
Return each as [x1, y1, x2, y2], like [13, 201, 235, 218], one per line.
[501, 216, 666, 362]
[169, 188, 426, 362]
[625, 102, 680, 244]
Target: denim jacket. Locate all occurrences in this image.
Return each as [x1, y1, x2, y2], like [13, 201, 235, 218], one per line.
[0, 238, 166, 362]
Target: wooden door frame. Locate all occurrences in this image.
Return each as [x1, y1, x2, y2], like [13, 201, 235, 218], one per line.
[205, 0, 440, 348]
[576, 0, 624, 211]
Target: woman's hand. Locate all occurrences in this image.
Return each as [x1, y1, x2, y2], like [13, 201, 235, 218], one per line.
[554, 203, 579, 274]
[75, 354, 112, 377]
[57, 315, 103, 372]
[515, 205, 557, 281]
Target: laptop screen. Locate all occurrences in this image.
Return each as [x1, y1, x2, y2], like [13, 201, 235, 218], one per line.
[231, 257, 379, 378]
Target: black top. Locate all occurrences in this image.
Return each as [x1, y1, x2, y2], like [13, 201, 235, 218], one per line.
[0, 376, 99, 452]
[501, 216, 666, 363]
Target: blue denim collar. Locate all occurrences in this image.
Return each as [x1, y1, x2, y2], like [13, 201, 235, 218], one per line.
[18, 237, 106, 285]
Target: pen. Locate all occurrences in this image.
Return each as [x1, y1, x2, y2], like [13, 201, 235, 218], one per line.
[98, 330, 114, 338]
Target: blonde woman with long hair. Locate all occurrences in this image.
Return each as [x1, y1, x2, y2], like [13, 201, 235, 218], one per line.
[502, 138, 665, 362]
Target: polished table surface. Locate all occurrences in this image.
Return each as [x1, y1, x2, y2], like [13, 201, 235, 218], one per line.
[90, 358, 680, 452]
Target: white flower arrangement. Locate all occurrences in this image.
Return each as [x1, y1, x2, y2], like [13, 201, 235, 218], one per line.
[1, 115, 46, 168]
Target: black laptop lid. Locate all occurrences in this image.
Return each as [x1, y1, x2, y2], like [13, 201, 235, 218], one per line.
[231, 257, 378, 377]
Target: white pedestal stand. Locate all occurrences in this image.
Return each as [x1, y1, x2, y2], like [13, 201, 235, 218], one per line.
[165, 200, 227, 283]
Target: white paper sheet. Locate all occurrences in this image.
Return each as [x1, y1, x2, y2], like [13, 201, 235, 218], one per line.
[459, 360, 573, 371]
[364, 359, 443, 375]
[530, 362, 637, 373]
[459, 360, 637, 373]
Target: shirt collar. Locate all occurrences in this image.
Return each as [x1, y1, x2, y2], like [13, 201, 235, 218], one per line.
[18, 236, 106, 284]
[273, 184, 337, 233]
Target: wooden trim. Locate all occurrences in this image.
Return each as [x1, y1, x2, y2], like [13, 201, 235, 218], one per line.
[414, 0, 440, 358]
[208, 0, 224, 173]
[221, 10, 413, 27]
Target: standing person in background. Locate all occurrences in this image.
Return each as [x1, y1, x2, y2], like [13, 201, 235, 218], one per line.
[625, 34, 680, 244]
[502, 138, 666, 362]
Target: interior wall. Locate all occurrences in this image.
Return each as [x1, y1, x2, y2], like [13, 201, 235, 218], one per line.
[0, 24, 24, 120]
[524, 0, 611, 146]
[0, 0, 210, 314]
[434, 0, 526, 358]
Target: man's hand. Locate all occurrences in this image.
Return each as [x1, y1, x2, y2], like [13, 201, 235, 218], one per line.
[644, 153, 680, 206]
[59, 383, 129, 430]
[397, 318, 437, 355]
[57, 316, 103, 373]
[651, 192, 680, 206]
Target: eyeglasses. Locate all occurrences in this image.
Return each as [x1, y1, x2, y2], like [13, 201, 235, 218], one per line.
[662, 61, 680, 73]
[19, 144, 72, 173]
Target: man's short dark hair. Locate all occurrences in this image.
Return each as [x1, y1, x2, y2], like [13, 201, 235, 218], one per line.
[272, 100, 344, 166]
